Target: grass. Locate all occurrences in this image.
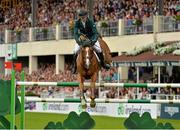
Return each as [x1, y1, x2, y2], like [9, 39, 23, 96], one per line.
[5, 112, 180, 129]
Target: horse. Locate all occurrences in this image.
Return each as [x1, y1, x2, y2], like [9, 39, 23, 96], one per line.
[76, 42, 100, 108]
[98, 37, 112, 65]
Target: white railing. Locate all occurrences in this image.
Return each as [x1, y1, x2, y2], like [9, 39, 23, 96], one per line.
[33, 26, 56, 41]
[8, 29, 29, 43]
[160, 16, 180, 32]
[124, 17, 153, 35]
[0, 16, 180, 44]
[38, 88, 180, 100]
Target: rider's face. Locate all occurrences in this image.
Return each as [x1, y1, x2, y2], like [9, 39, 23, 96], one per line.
[80, 15, 87, 22]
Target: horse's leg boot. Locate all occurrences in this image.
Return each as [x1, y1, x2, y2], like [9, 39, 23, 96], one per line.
[97, 52, 110, 70]
[90, 96, 96, 108]
[72, 53, 78, 74]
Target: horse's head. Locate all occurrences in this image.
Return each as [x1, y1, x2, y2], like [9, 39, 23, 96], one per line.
[81, 45, 94, 69]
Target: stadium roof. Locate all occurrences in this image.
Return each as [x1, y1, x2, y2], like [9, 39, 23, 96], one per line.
[112, 41, 180, 67]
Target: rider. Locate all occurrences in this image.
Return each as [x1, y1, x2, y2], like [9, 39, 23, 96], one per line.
[72, 9, 110, 74]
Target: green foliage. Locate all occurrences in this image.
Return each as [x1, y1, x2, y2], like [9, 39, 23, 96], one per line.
[133, 19, 143, 26]
[42, 28, 48, 33]
[0, 80, 21, 116]
[175, 15, 180, 21]
[63, 111, 95, 129]
[139, 112, 156, 129]
[0, 116, 17, 129]
[124, 112, 156, 129]
[25, 91, 40, 96]
[124, 112, 175, 129]
[44, 111, 95, 130]
[101, 21, 108, 28]
[44, 121, 64, 129]
[18, 91, 40, 96]
[154, 122, 175, 129]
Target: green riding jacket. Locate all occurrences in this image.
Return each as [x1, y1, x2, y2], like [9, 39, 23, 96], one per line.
[74, 17, 99, 45]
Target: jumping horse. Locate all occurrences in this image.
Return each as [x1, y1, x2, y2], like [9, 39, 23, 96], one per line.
[76, 40, 99, 108]
[76, 34, 111, 109]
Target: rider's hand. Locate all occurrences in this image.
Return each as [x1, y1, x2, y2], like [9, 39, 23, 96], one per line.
[91, 40, 96, 46]
[79, 35, 87, 41]
[82, 39, 91, 46]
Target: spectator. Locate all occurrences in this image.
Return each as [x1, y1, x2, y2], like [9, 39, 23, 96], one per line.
[0, 0, 179, 30]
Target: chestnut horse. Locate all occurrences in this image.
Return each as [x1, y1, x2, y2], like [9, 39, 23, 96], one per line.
[76, 43, 100, 108]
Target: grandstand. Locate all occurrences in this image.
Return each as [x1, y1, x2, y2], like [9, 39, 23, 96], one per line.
[0, 0, 180, 129]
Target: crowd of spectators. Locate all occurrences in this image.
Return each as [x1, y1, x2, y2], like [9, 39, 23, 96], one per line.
[0, 63, 179, 100]
[0, 0, 179, 30]
[0, 0, 179, 99]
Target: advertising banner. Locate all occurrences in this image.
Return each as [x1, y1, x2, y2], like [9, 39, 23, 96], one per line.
[117, 103, 158, 119]
[25, 101, 158, 119]
[160, 103, 180, 119]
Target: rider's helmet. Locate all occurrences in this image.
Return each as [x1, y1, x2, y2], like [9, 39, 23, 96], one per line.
[77, 9, 88, 17]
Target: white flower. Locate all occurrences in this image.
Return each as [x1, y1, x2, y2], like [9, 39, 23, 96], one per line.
[126, 41, 180, 56]
[173, 49, 180, 55]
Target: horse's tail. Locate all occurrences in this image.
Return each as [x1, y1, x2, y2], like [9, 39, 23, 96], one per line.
[98, 37, 112, 64]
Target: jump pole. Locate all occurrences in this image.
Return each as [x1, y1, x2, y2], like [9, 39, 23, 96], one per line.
[10, 71, 25, 130]
[20, 71, 25, 129]
[11, 72, 180, 130]
[25, 98, 180, 104]
[16, 81, 180, 88]
[10, 70, 15, 129]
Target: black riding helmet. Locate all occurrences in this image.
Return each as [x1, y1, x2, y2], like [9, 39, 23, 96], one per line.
[77, 9, 88, 17]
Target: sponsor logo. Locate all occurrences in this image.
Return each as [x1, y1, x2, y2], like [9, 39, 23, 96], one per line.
[25, 102, 36, 110]
[78, 104, 107, 113]
[78, 104, 83, 113]
[124, 105, 151, 115]
[48, 103, 69, 111]
[87, 106, 107, 113]
[118, 104, 124, 115]
[164, 106, 179, 117]
[118, 104, 152, 116]
[43, 103, 48, 111]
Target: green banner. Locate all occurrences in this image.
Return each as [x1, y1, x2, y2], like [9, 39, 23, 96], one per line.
[0, 80, 20, 116]
[0, 59, 4, 75]
[6, 43, 17, 60]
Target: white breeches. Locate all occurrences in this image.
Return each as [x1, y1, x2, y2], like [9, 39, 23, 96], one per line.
[74, 40, 102, 54]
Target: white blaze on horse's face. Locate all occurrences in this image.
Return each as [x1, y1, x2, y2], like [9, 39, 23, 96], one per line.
[85, 47, 90, 68]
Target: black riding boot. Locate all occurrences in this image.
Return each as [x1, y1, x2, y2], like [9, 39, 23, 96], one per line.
[72, 53, 78, 74]
[97, 52, 110, 70]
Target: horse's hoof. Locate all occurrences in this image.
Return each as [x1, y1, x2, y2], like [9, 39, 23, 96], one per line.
[90, 101, 96, 108]
[81, 104, 87, 109]
[81, 98, 87, 109]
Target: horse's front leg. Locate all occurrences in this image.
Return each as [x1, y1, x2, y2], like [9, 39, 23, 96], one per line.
[77, 74, 87, 109]
[90, 73, 98, 108]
